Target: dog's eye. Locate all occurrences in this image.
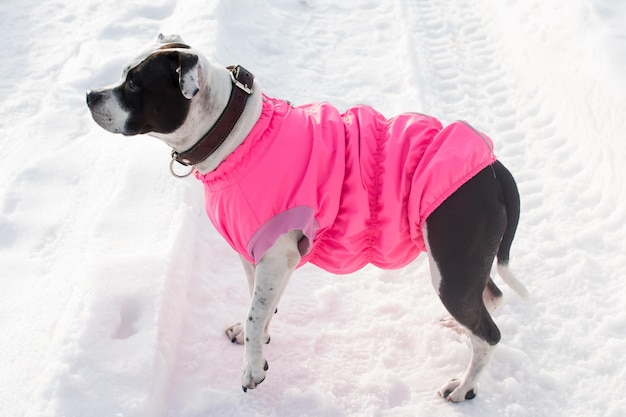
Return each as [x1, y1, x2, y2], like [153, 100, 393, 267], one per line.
[127, 79, 140, 92]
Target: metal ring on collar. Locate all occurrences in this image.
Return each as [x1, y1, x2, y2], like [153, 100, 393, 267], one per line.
[169, 157, 194, 178]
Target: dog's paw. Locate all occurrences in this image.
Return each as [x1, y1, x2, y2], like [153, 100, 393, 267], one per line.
[225, 323, 245, 344]
[440, 317, 466, 335]
[225, 323, 271, 345]
[242, 359, 269, 392]
[438, 378, 477, 402]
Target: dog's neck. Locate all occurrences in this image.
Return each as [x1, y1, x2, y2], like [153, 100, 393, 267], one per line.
[151, 59, 264, 174]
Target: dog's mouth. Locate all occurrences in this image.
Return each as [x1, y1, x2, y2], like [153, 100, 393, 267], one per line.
[86, 89, 129, 135]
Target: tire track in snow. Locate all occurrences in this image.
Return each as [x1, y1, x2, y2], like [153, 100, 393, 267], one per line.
[396, 0, 562, 246]
[481, 4, 626, 413]
[398, 1, 626, 415]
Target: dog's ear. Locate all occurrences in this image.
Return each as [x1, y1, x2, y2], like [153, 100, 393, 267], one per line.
[177, 53, 200, 99]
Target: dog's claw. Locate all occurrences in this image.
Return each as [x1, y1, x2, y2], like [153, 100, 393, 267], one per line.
[439, 378, 478, 402]
[242, 359, 269, 392]
[242, 375, 266, 392]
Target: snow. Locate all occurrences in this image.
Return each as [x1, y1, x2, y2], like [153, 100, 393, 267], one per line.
[1, 0, 625, 416]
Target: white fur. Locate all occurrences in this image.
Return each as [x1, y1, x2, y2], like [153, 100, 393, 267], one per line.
[423, 224, 442, 295]
[178, 62, 200, 99]
[497, 263, 530, 301]
[240, 230, 302, 391]
[150, 55, 264, 173]
[87, 81, 129, 134]
[439, 333, 495, 402]
[122, 34, 185, 79]
[224, 255, 260, 345]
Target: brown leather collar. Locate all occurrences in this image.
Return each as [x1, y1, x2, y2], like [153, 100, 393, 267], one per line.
[172, 65, 254, 167]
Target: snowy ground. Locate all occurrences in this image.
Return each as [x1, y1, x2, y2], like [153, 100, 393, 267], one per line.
[2, 0, 626, 416]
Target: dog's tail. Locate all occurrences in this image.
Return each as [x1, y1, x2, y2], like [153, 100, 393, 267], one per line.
[494, 161, 531, 301]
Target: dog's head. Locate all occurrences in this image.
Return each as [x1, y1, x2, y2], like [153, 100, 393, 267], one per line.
[86, 34, 202, 136]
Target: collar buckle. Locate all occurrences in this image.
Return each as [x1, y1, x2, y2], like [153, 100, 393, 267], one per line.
[230, 66, 253, 95]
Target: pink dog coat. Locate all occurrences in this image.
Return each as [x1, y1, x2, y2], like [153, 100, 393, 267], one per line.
[196, 96, 496, 274]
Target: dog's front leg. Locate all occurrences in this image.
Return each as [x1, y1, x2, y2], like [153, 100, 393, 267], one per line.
[225, 256, 256, 344]
[241, 230, 301, 392]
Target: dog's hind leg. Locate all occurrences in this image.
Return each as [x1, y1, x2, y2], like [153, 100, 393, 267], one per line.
[440, 277, 503, 332]
[424, 165, 508, 402]
[425, 240, 501, 402]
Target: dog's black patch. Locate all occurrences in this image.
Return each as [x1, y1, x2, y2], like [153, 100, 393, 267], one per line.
[120, 51, 193, 135]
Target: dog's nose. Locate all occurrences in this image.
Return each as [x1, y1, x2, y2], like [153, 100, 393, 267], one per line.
[86, 90, 103, 107]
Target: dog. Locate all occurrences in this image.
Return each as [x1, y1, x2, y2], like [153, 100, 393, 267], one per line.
[87, 34, 528, 402]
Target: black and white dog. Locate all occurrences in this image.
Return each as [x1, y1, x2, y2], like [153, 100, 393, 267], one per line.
[87, 34, 528, 402]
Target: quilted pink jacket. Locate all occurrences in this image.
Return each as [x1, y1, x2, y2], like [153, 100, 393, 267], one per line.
[196, 96, 495, 274]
